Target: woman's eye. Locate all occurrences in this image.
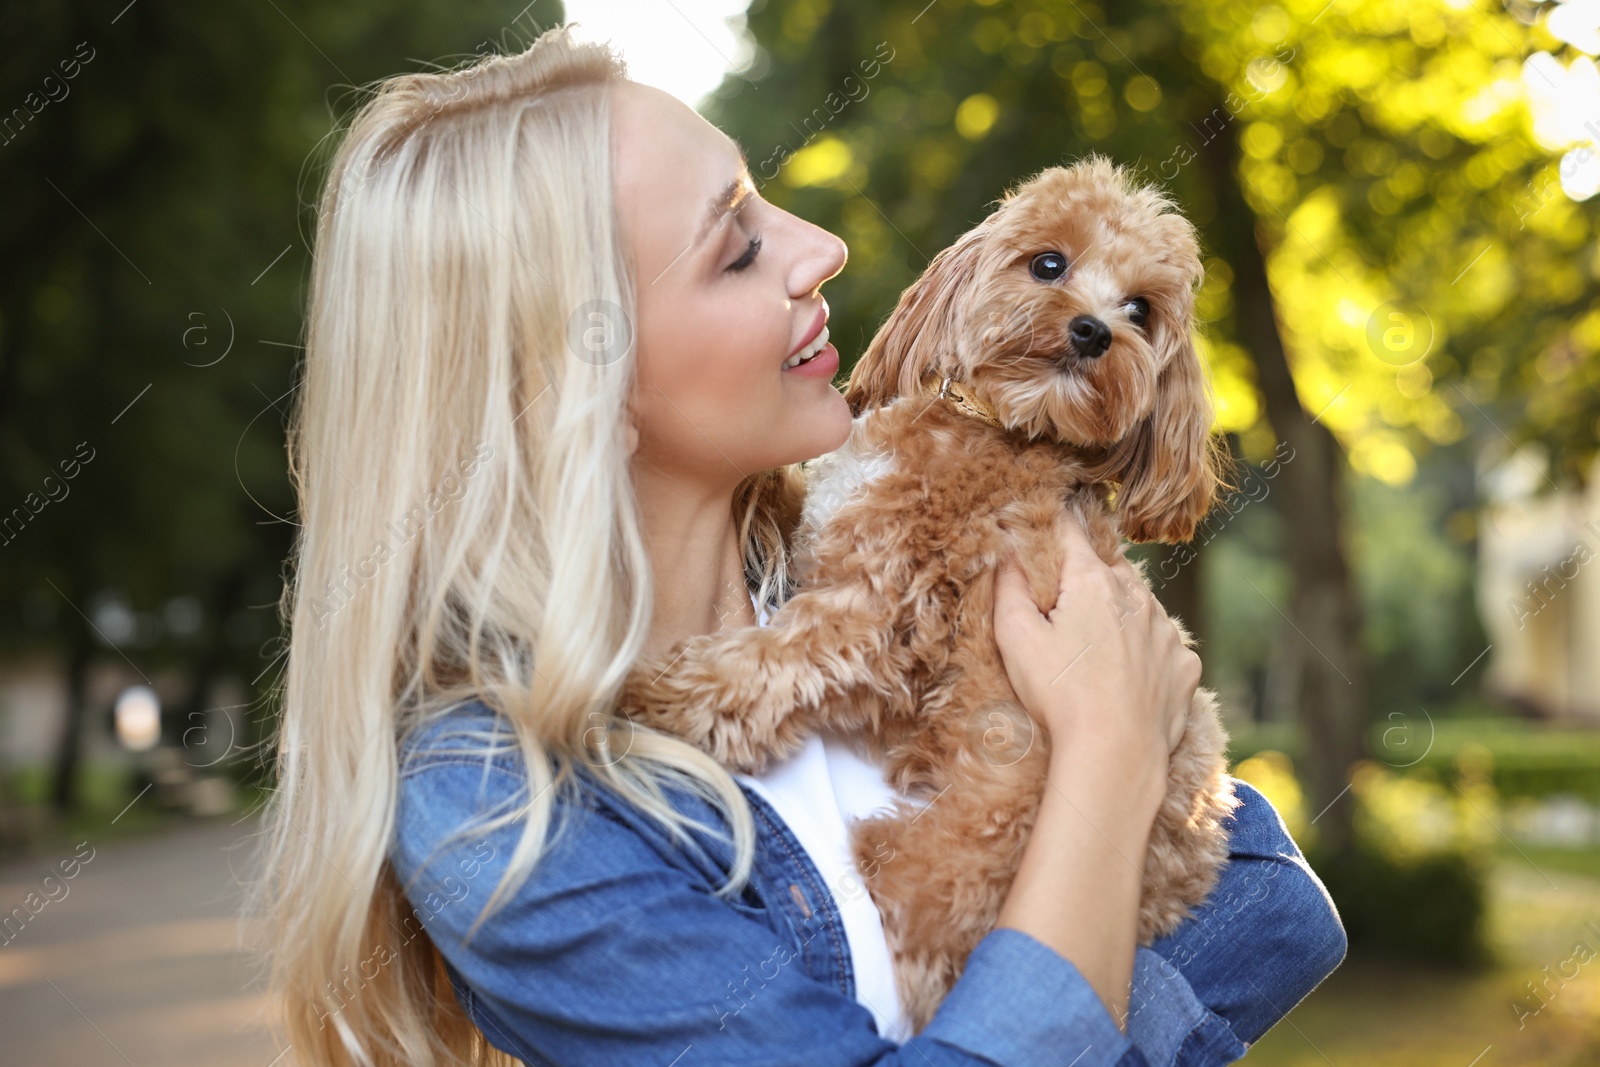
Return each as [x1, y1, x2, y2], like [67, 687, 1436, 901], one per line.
[727, 233, 763, 273]
[1029, 251, 1069, 281]
[1124, 297, 1150, 326]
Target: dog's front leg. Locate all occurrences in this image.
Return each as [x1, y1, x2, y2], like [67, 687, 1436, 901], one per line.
[620, 578, 904, 774]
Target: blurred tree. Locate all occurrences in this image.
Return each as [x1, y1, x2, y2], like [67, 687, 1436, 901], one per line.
[1160, 12, 1370, 851]
[1185, 0, 1599, 486]
[1177, 0, 1600, 829]
[0, 0, 560, 813]
[705, 0, 1597, 851]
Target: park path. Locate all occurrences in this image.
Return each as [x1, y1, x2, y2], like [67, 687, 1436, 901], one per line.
[0, 817, 289, 1067]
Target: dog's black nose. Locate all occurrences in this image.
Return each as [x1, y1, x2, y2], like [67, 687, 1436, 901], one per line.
[1068, 315, 1112, 358]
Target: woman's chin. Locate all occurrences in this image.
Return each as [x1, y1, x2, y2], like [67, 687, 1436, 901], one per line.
[806, 388, 854, 452]
[765, 399, 852, 466]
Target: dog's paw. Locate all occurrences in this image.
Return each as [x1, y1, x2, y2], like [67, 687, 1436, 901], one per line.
[618, 637, 807, 773]
[618, 645, 718, 743]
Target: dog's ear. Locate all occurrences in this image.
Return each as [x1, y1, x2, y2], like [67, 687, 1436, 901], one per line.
[843, 227, 987, 417]
[1099, 314, 1222, 544]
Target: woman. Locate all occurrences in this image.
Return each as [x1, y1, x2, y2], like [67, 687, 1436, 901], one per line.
[249, 24, 1346, 1066]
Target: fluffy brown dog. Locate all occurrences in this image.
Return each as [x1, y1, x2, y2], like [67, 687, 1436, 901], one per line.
[621, 155, 1241, 1034]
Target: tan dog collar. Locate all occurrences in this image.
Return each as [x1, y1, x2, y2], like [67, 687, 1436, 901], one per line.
[919, 373, 1005, 430]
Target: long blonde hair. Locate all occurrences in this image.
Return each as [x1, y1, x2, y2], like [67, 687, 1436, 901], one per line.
[246, 24, 805, 1066]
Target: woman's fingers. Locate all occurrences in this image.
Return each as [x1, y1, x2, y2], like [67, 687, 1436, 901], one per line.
[994, 552, 1030, 617]
[994, 552, 1050, 649]
[1092, 548, 1195, 740]
[998, 514, 1201, 755]
[1048, 514, 1125, 620]
[1051, 515, 1093, 604]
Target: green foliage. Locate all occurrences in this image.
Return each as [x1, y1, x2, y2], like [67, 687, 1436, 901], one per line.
[1179, 0, 1600, 487]
[1349, 452, 1487, 705]
[1193, 449, 1487, 717]
[0, 2, 561, 733]
[1234, 718, 1600, 805]
[1238, 749, 1496, 965]
[1195, 448, 1293, 702]
[1396, 721, 1600, 804]
[1311, 838, 1492, 966]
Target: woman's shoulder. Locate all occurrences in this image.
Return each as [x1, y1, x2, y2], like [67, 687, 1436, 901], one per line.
[396, 698, 623, 819]
[393, 700, 551, 852]
[398, 698, 522, 775]
[394, 700, 547, 897]
[390, 697, 742, 900]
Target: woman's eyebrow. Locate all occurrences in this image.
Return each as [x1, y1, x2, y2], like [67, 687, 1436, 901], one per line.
[652, 145, 754, 285]
[693, 146, 755, 249]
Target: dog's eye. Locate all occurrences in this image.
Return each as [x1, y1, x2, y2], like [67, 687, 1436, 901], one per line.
[1029, 252, 1069, 281]
[1123, 297, 1150, 327]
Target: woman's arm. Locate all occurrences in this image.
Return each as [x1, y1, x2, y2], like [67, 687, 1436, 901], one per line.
[1130, 777, 1348, 1055]
[992, 515, 1203, 1027]
[988, 513, 1344, 1067]
[392, 736, 1159, 1066]
[996, 719, 1168, 1025]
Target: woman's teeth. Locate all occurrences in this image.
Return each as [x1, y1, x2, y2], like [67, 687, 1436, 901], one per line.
[784, 325, 830, 369]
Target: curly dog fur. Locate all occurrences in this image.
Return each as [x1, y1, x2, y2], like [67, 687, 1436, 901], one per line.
[621, 155, 1242, 1035]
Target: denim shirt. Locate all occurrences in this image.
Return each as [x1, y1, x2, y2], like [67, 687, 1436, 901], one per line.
[390, 701, 1347, 1066]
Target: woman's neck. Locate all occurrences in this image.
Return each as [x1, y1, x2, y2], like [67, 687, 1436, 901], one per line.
[632, 461, 755, 660]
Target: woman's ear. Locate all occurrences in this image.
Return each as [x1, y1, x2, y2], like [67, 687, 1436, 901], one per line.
[843, 227, 988, 417]
[1098, 319, 1221, 544]
[623, 394, 640, 456]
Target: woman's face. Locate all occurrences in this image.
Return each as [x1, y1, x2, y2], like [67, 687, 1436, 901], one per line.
[611, 80, 852, 492]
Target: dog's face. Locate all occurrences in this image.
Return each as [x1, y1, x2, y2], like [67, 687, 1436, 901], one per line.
[844, 155, 1219, 542]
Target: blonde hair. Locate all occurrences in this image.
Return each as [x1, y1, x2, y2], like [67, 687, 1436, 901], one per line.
[246, 24, 806, 1066]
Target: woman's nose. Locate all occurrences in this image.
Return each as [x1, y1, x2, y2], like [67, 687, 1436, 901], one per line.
[791, 219, 848, 298]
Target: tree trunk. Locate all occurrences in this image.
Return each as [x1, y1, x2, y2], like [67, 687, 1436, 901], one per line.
[50, 621, 96, 813]
[1193, 106, 1368, 854]
[170, 568, 249, 764]
[1153, 542, 1205, 661]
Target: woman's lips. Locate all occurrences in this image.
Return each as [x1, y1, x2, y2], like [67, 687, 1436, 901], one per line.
[789, 304, 828, 358]
[783, 341, 838, 377]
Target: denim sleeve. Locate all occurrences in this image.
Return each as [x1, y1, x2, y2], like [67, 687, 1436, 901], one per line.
[392, 756, 1154, 1067]
[1124, 777, 1349, 1065]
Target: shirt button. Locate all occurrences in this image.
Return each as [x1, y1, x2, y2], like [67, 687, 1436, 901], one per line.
[788, 883, 813, 919]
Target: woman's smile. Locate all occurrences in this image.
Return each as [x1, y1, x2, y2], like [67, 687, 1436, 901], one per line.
[783, 333, 839, 376]
[784, 304, 838, 375]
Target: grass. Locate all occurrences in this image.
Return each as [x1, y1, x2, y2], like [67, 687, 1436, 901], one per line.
[1504, 843, 1600, 882]
[1227, 717, 1600, 804]
[0, 762, 263, 861]
[1240, 854, 1600, 1064]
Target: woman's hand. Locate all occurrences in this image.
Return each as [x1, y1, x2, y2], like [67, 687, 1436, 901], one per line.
[990, 514, 1204, 1028]
[992, 514, 1200, 769]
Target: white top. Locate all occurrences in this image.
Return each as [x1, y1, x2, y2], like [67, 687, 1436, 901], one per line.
[733, 593, 927, 1043]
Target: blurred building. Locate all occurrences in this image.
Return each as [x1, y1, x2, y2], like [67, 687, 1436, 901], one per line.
[1477, 444, 1600, 722]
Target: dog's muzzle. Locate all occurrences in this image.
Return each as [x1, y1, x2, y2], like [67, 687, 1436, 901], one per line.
[1067, 315, 1112, 359]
